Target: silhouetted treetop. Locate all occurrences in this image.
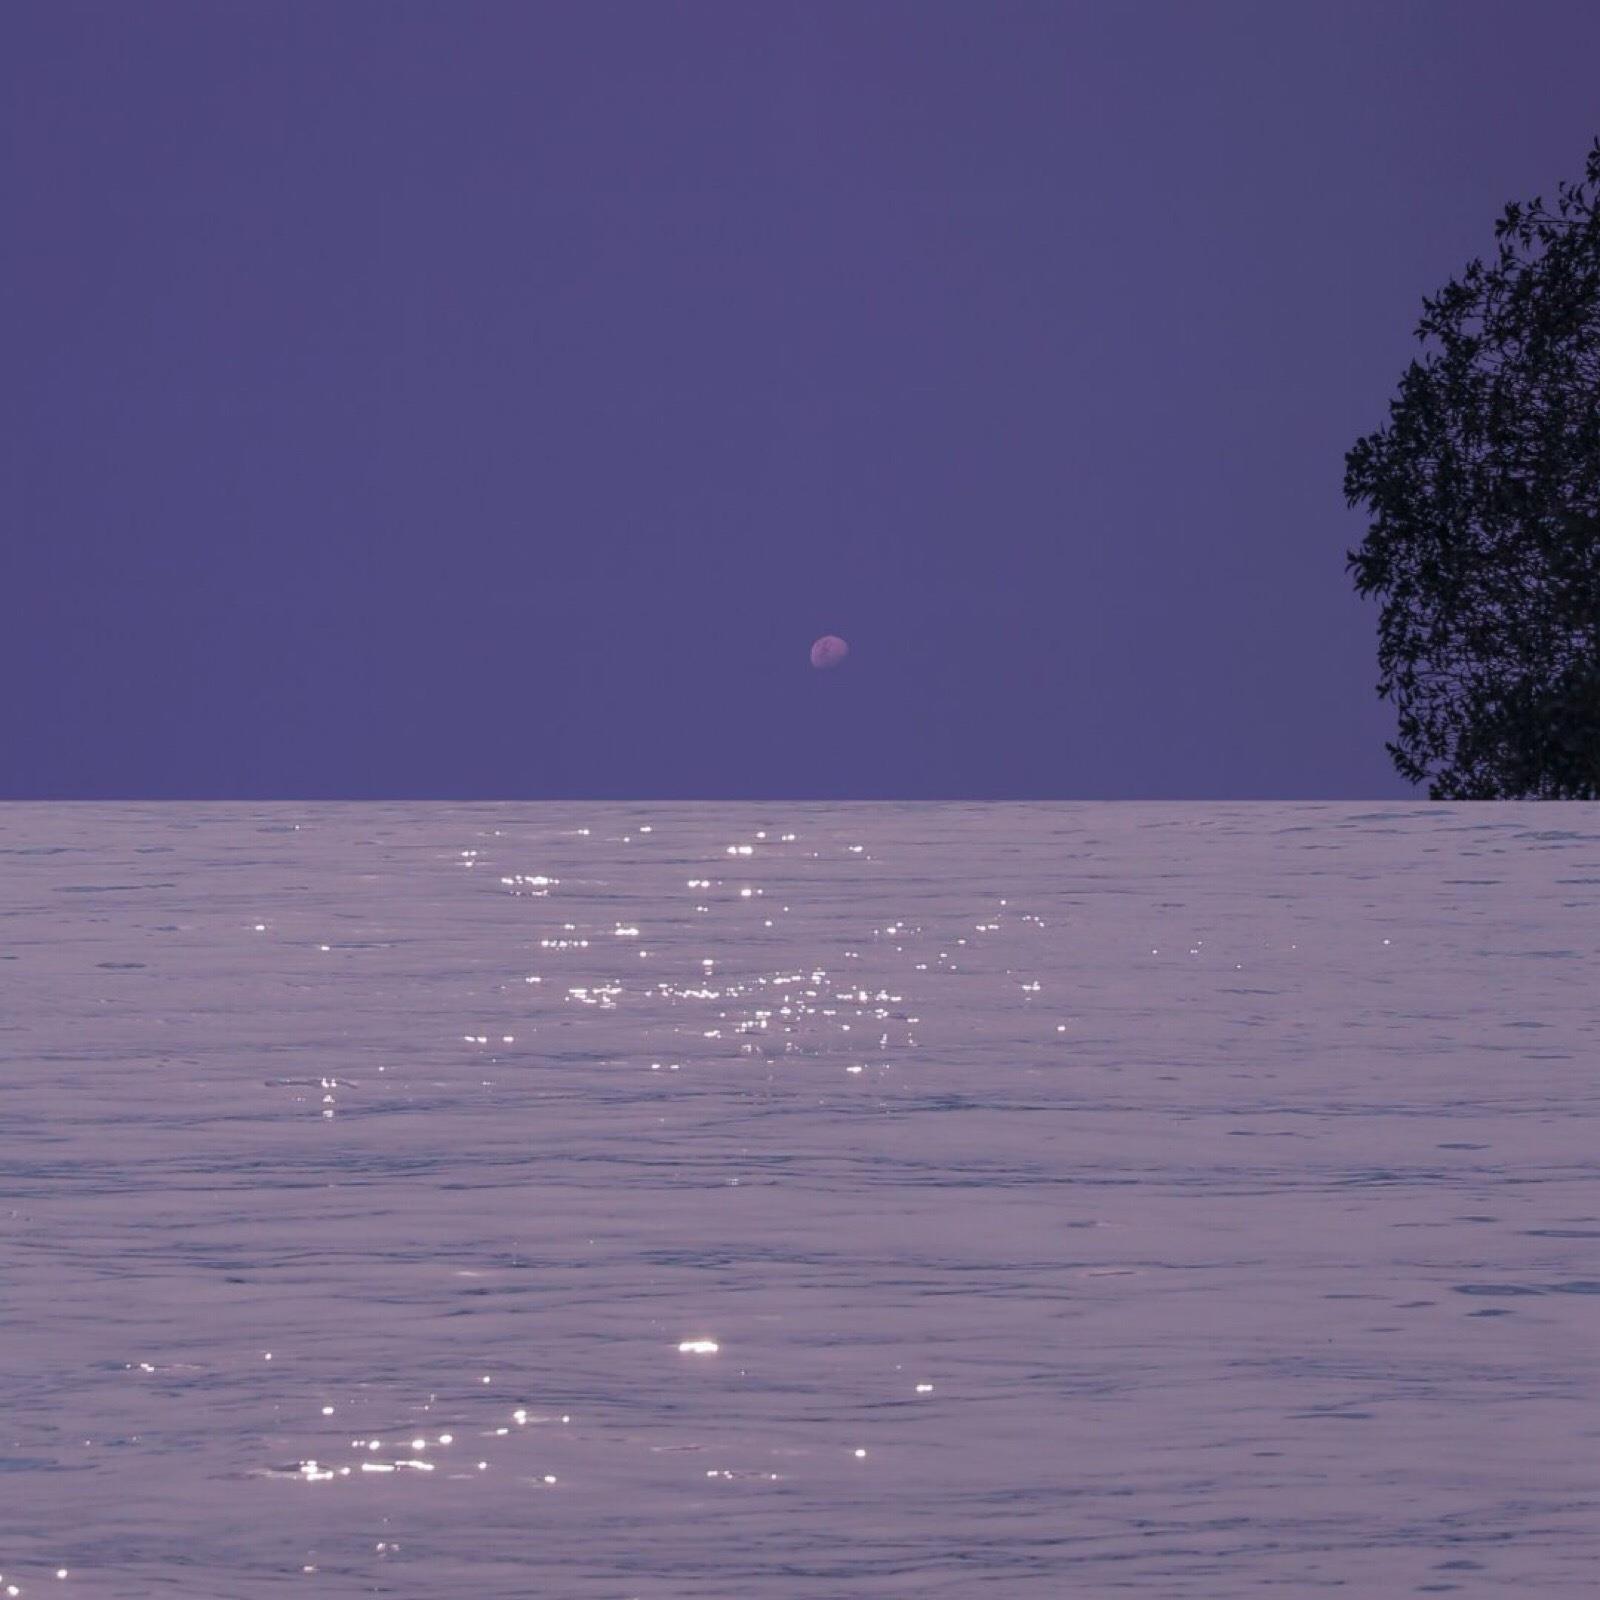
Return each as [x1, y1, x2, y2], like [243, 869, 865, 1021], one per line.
[1345, 137, 1600, 799]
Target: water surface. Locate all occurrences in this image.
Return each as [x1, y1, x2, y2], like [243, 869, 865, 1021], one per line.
[2, 802, 1598, 1597]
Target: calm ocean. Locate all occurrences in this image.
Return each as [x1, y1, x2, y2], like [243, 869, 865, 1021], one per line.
[2, 802, 1597, 1598]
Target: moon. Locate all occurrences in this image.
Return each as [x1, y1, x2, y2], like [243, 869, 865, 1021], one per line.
[810, 635, 849, 670]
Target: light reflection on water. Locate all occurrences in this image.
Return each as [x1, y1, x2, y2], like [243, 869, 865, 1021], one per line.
[2, 802, 1599, 1597]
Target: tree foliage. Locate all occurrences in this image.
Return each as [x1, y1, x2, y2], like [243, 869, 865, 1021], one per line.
[1344, 138, 1600, 799]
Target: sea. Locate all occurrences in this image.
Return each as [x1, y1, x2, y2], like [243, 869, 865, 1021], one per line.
[2, 802, 1597, 1598]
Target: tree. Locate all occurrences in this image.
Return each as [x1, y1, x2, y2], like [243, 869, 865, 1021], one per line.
[1344, 138, 1600, 799]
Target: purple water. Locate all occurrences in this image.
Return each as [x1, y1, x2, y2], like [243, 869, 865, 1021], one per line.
[3, 803, 1598, 1597]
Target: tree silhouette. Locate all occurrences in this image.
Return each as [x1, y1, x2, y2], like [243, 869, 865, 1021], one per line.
[1345, 138, 1600, 799]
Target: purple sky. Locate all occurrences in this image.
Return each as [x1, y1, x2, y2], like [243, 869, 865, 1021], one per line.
[5, 1, 1598, 799]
